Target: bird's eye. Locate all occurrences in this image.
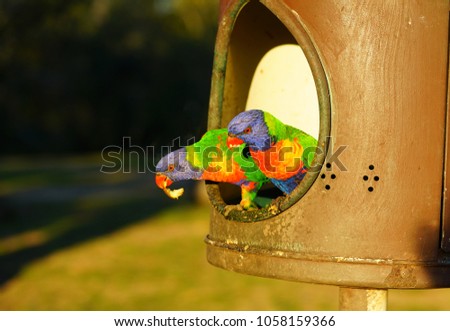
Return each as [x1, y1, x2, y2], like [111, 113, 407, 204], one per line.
[168, 164, 175, 172]
[243, 126, 252, 134]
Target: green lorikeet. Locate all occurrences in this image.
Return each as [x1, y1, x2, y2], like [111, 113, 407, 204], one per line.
[227, 109, 318, 194]
[155, 128, 269, 209]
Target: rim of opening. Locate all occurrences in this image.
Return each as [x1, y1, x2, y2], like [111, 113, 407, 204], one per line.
[206, 0, 331, 222]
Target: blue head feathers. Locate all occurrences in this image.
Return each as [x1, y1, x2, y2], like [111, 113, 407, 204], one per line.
[227, 109, 273, 151]
[155, 147, 203, 182]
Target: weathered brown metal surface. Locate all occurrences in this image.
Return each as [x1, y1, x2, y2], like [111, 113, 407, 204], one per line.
[206, 0, 450, 288]
[442, 24, 450, 253]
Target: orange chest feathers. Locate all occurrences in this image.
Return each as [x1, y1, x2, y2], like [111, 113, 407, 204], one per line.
[250, 139, 304, 180]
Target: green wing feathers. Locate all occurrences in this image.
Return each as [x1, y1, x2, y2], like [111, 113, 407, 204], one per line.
[263, 111, 318, 168]
[285, 125, 318, 168]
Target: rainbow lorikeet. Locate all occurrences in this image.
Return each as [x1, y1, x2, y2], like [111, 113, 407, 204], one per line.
[227, 109, 318, 194]
[155, 128, 269, 209]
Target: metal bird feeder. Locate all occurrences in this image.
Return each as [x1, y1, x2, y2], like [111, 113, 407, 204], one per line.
[205, 0, 450, 309]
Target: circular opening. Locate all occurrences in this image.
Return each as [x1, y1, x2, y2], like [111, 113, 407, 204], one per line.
[206, 1, 330, 222]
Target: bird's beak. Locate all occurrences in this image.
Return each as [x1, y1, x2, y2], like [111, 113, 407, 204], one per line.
[155, 173, 184, 199]
[227, 135, 244, 149]
[155, 173, 173, 189]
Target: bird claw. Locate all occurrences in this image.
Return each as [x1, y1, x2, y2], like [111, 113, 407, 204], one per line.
[241, 203, 258, 211]
[240, 199, 259, 211]
[267, 204, 279, 215]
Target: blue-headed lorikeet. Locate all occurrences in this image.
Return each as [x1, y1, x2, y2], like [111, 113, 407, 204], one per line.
[155, 128, 269, 209]
[227, 109, 318, 194]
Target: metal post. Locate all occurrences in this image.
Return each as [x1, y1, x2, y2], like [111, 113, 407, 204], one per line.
[339, 287, 388, 311]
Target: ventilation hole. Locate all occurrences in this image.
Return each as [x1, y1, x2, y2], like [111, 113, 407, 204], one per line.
[374, 176, 380, 181]
[368, 186, 374, 192]
[369, 165, 375, 170]
[326, 163, 332, 169]
[325, 184, 331, 190]
[331, 174, 336, 179]
[321, 173, 326, 179]
[363, 175, 369, 181]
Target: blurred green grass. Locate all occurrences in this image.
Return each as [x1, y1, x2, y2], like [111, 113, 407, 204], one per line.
[0, 155, 449, 310]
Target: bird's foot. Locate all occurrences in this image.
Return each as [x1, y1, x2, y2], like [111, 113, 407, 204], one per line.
[240, 199, 259, 211]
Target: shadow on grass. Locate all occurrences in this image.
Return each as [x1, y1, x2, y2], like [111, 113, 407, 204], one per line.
[0, 196, 180, 285]
[0, 166, 198, 286]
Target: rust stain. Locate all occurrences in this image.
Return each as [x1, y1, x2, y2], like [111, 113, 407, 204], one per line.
[384, 265, 418, 288]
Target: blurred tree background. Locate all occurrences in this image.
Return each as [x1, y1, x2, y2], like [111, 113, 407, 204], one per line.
[0, 0, 217, 154]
